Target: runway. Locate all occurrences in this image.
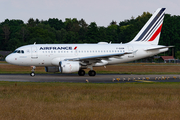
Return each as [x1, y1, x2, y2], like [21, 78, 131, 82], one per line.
[0, 74, 180, 83]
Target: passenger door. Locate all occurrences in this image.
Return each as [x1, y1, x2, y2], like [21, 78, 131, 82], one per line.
[31, 47, 38, 59]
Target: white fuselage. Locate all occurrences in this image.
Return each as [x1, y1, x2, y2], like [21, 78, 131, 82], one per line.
[5, 43, 168, 67]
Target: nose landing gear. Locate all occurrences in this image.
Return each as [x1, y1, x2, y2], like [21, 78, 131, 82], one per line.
[30, 66, 36, 77]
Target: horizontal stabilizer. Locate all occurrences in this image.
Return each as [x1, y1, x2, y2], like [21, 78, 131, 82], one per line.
[144, 46, 174, 51]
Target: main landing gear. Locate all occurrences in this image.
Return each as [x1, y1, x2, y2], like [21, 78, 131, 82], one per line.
[88, 70, 96, 76]
[78, 69, 96, 76]
[30, 66, 36, 77]
[78, 69, 85, 76]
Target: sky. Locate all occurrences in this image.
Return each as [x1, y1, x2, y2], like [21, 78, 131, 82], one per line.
[0, 0, 180, 26]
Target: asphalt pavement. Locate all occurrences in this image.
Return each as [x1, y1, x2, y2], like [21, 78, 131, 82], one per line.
[0, 73, 180, 83]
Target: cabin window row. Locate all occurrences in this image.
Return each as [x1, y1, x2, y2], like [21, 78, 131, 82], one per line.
[42, 50, 125, 54]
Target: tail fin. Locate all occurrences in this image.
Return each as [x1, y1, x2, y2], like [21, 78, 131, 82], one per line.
[129, 8, 166, 45]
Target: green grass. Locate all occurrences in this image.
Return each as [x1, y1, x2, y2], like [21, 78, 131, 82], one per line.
[0, 82, 180, 120]
[0, 61, 7, 64]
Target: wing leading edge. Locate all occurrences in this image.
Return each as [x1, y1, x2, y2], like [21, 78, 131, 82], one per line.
[65, 51, 137, 62]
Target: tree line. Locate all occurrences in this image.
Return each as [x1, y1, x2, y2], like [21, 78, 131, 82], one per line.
[0, 12, 180, 58]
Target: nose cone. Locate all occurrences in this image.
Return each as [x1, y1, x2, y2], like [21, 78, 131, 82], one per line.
[5, 54, 14, 64]
[5, 55, 11, 63]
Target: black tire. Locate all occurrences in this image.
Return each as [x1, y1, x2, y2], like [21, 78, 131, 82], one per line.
[88, 70, 96, 76]
[30, 72, 35, 77]
[78, 70, 85, 76]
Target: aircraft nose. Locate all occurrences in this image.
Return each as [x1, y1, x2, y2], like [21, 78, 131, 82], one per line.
[5, 55, 12, 64]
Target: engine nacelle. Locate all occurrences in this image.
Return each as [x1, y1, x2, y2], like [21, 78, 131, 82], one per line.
[45, 66, 59, 72]
[59, 61, 80, 73]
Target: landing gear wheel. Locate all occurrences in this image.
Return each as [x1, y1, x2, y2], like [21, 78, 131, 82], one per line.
[30, 66, 36, 77]
[88, 70, 96, 76]
[30, 72, 35, 77]
[78, 70, 85, 76]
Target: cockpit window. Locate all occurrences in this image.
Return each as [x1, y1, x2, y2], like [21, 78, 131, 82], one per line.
[13, 50, 24, 54]
[13, 50, 17, 53]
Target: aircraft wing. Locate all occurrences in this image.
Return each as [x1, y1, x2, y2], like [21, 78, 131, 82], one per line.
[144, 46, 174, 51]
[65, 52, 134, 61]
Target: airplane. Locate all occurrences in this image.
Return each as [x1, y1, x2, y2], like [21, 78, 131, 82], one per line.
[5, 8, 173, 77]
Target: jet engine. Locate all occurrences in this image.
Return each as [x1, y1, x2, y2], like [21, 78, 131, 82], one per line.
[59, 61, 80, 73]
